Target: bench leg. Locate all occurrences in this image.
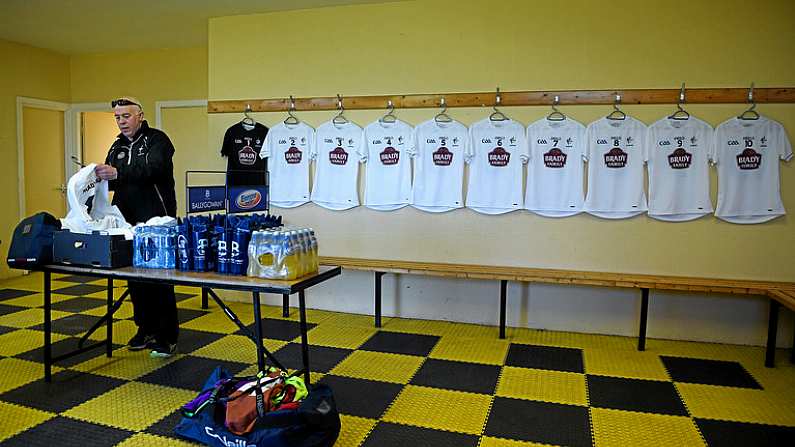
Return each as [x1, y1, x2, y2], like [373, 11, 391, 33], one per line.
[499, 280, 507, 339]
[765, 299, 780, 368]
[282, 294, 290, 317]
[791, 322, 795, 364]
[638, 288, 649, 351]
[375, 272, 384, 328]
[201, 287, 209, 309]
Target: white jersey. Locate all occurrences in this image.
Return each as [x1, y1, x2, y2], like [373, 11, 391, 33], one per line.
[646, 117, 714, 222]
[584, 117, 648, 219]
[466, 118, 527, 214]
[362, 120, 414, 211]
[260, 121, 314, 208]
[411, 119, 469, 213]
[525, 118, 586, 217]
[711, 116, 793, 224]
[310, 121, 364, 211]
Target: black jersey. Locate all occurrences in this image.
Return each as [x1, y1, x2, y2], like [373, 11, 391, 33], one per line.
[220, 122, 269, 186]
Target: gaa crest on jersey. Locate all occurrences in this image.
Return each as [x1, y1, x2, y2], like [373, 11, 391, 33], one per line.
[668, 148, 692, 169]
[544, 148, 567, 168]
[432, 147, 453, 166]
[238, 146, 257, 165]
[736, 148, 761, 170]
[329, 146, 349, 165]
[488, 147, 510, 167]
[284, 146, 302, 164]
[604, 147, 628, 168]
[380, 147, 399, 165]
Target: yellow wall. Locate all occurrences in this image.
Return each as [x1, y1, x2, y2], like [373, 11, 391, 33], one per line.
[70, 47, 208, 113]
[209, 0, 795, 281]
[0, 39, 71, 278]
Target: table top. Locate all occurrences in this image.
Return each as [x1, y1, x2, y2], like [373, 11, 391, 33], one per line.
[37, 264, 342, 294]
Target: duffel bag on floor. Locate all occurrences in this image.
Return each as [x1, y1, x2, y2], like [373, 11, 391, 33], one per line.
[6, 212, 61, 269]
[174, 367, 340, 447]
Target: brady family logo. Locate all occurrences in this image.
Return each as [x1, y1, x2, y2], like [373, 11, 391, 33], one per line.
[668, 148, 693, 169]
[544, 148, 567, 168]
[329, 147, 349, 165]
[432, 147, 453, 166]
[204, 427, 255, 447]
[380, 147, 400, 165]
[736, 148, 761, 170]
[285, 146, 302, 164]
[238, 146, 257, 166]
[488, 147, 510, 167]
[604, 147, 628, 168]
[236, 189, 262, 209]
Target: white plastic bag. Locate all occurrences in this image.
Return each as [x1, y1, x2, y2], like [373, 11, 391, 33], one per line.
[60, 164, 133, 239]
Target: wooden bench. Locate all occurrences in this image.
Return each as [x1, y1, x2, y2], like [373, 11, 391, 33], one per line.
[300, 257, 795, 367]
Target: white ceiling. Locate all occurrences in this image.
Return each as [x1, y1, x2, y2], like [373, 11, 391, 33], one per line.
[0, 0, 398, 55]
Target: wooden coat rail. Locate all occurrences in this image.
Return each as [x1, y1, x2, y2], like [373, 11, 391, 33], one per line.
[208, 87, 795, 113]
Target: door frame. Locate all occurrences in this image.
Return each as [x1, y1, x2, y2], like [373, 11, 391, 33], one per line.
[16, 96, 70, 221]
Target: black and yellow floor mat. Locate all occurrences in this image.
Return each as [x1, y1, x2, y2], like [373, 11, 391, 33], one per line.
[0, 272, 794, 446]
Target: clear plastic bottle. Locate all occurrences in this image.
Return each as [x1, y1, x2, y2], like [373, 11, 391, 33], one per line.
[308, 229, 319, 273]
[283, 231, 300, 280]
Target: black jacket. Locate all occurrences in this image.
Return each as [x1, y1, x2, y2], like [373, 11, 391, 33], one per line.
[105, 121, 177, 224]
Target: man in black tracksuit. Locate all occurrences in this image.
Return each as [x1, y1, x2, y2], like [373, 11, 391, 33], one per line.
[95, 97, 179, 357]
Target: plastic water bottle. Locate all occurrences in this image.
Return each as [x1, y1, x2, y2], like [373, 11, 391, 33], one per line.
[309, 229, 319, 273]
[156, 226, 176, 269]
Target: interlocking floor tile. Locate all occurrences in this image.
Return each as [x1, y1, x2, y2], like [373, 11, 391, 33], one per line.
[591, 407, 704, 447]
[410, 358, 501, 394]
[362, 421, 479, 447]
[359, 330, 440, 357]
[236, 317, 316, 341]
[0, 370, 126, 413]
[382, 385, 492, 435]
[587, 374, 688, 416]
[0, 401, 55, 442]
[505, 343, 584, 373]
[0, 303, 26, 316]
[64, 381, 196, 432]
[138, 355, 248, 391]
[30, 313, 104, 336]
[49, 297, 106, 313]
[0, 288, 37, 301]
[15, 337, 121, 367]
[172, 328, 227, 353]
[661, 355, 763, 389]
[484, 397, 591, 447]
[57, 275, 102, 284]
[318, 374, 403, 418]
[52, 284, 107, 296]
[176, 308, 209, 325]
[695, 418, 795, 447]
[1, 415, 134, 447]
[272, 342, 353, 373]
[496, 366, 587, 406]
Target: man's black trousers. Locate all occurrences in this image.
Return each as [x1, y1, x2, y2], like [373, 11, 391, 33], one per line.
[128, 281, 179, 344]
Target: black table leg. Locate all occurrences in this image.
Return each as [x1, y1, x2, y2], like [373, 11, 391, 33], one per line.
[375, 272, 384, 328]
[106, 278, 113, 357]
[252, 291, 265, 373]
[298, 290, 311, 385]
[44, 271, 52, 382]
[282, 294, 290, 317]
[765, 299, 780, 368]
[201, 287, 209, 309]
[499, 280, 507, 339]
[638, 288, 650, 351]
